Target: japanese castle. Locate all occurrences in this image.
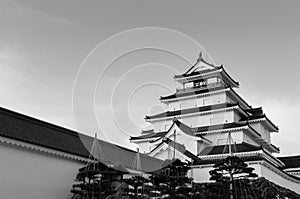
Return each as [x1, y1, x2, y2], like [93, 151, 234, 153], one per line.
[1, 53, 300, 198]
[130, 53, 300, 192]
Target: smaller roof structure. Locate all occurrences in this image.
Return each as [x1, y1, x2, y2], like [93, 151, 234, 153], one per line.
[130, 119, 210, 142]
[149, 137, 202, 163]
[173, 56, 239, 88]
[162, 137, 202, 163]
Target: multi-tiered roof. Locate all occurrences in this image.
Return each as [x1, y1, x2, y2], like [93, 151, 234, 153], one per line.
[130, 53, 281, 160]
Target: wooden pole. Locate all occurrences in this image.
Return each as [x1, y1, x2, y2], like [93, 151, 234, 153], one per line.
[228, 132, 234, 199]
[173, 130, 176, 159]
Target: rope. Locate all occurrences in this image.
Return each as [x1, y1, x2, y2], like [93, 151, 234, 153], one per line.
[131, 149, 142, 175]
[238, 179, 245, 199]
[89, 134, 109, 164]
[234, 179, 238, 199]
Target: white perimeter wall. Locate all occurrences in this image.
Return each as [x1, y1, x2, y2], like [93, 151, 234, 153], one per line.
[188, 161, 300, 194]
[0, 142, 85, 199]
[260, 162, 300, 194]
[168, 92, 227, 111]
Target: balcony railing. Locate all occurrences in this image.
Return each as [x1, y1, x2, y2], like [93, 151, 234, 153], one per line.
[176, 82, 226, 93]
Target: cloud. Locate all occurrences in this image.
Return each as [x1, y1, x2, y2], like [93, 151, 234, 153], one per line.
[0, 0, 72, 26]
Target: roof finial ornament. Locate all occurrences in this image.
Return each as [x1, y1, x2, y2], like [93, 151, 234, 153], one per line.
[197, 51, 203, 62]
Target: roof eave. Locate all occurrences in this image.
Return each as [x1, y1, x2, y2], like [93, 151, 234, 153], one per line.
[219, 66, 239, 88]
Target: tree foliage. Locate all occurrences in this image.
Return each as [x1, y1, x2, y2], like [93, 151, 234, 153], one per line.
[209, 156, 258, 182]
[149, 158, 192, 198]
[70, 158, 300, 199]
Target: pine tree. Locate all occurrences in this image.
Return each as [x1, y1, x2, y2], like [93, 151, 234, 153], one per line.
[150, 159, 192, 198]
[209, 156, 258, 199]
[209, 156, 258, 182]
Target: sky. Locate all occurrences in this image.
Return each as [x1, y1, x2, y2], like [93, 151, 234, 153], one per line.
[1, 0, 300, 156]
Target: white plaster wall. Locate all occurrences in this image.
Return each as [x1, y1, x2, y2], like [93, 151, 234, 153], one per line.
[293, 173, 300, 178]
[248, 162, 262, 176]
[189, 161, 262, 183]
[233, 111, 242, 122]
[152, 120, 172, 132]
[138, 141, 152, 153]
[150, 110, 236, 132]
[250, 123, 271, 143]
[226, 94, 236, 104]
[188, 166, 213, 182]
[189, 161, 300, 194]
[204, 130, 244, 146]
[242, 133, 259, 146]
[0, 143, 85, 199]
[260, 163, 300, 194]
[174, 132, 198, 154]
[167, 92, 227, 111]
[153, 146, 190, 162]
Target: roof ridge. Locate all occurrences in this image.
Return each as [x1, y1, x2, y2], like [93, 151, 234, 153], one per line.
[183, 52, 218, 75]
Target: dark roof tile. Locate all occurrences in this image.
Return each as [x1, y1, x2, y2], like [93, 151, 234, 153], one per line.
[198, 142, 261, 156]
[278, 155, 300, 169]
[0, 107, 163, 172]
[130, 131, 168, 141]
[160, 85, 228, 100]
[145, 103, 237, 120]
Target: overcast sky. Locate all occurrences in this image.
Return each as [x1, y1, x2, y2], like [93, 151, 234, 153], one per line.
[1, 0, 300, 156]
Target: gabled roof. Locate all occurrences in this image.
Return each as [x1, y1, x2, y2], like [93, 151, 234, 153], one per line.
[174, 64, 239, 88]
[174, 61, 220, 78]
[130, 119, 209, 142]
[175, 66, 220, 78]
[173, 119, 211, 143]
[0, 107, 163, 172]
[176, 53, 217, 77]
[145, 103, 239, 120]
[149, 137, 202, 163]
[198, 142, 261, 156]
[162, 137, 202, 162]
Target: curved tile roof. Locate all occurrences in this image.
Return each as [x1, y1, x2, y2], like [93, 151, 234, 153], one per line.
[0, 107, 163, 172]
[145, 103, 238, 120]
